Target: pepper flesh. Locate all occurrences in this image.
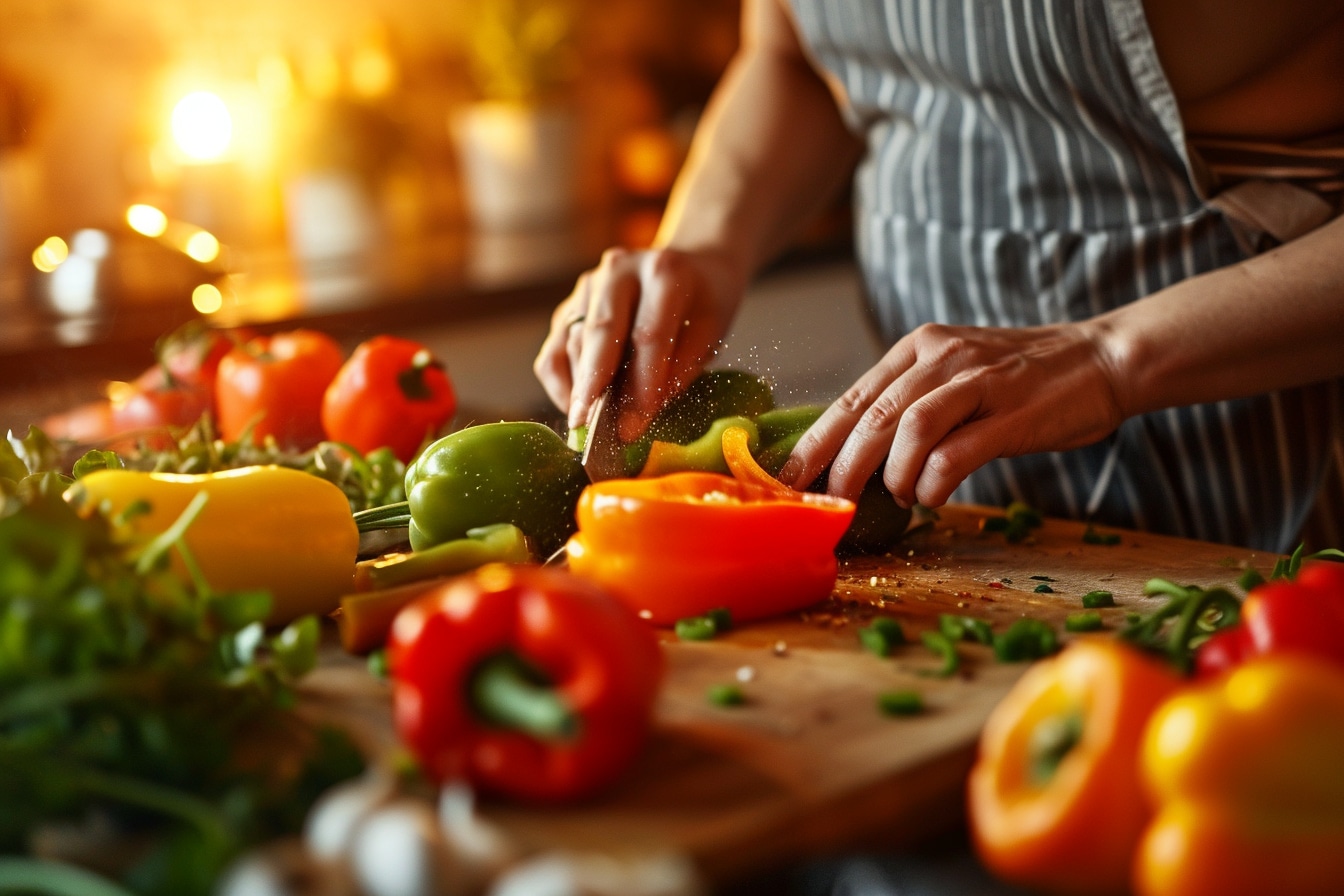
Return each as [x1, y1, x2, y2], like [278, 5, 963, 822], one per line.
[1136, 654, 1344, 896]
[387, 563, 663, 802]
[66, 466, 359, 624]
[967, 638, 1183, 896]
[565, 471, 854, 624]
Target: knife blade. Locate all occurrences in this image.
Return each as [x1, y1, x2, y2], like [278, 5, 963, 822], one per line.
[580, 382, 634, 481]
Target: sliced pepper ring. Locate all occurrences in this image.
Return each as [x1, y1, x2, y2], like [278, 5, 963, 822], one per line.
[565, 471, 855, 625]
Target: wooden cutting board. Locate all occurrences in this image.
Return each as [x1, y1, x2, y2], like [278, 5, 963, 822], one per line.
[300, 504, 1279, 888]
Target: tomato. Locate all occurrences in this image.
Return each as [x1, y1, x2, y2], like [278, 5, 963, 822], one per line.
[215, 329, 345, 450]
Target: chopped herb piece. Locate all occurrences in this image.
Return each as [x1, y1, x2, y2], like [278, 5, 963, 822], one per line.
[707, 606, 733, 632]
[919, 630, 961, 678]
[994, 618, 1060, 662]
[878, 690, 924, 716]
[939, 613, 994, 645]
[859, 617, 906, 657]
[1029, 575, 1056, 582]
[1065, 611, 1105, 632]
[675, 615, 719, 641]
[367, 648, 390, 679]
[1033, 583, 1055, 594]
[1081, 590, 1116, 609]
[1082, 525, 1121, 545]
[707, 683, 745, 706]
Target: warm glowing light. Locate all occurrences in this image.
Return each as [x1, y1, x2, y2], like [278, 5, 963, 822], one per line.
[192, 283, 224, 314]
[127, 204, 169, 237]
[171, 91, 233, 161]
[32, 236, 69, 272]
[71, 229, 110, 260]
[184, 230, 221, 263]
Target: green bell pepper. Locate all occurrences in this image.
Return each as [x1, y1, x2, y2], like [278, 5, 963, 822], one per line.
[755, 403, 914, 555]
[401, 421, 588, 557]
[639, 416, 759, 477]
[567, 369, 775, 471]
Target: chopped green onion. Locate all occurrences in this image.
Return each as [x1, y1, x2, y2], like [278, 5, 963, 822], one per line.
[859, 617, 906, 657]
[707, 683, 745, 706]
[1082, 525, 1121, 545]
[877, 690, 924, 716]
[1081, 590, 1115, 609]
[1033, 583, 1054, 594]
[1065, 611, 1104, 633]
[367, 648, 390, 679]
[707, 606, 733, 633]
[938, 613, 993, 645]
[675, 615, 719, 641]
[919, 630, 960, 678]
[993, 618, 1059, 662]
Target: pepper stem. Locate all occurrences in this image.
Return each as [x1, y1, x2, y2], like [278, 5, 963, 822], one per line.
[469, 652, 580, 742]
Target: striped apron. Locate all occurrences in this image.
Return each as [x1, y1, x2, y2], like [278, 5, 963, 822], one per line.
[787, 0, 1344, 552]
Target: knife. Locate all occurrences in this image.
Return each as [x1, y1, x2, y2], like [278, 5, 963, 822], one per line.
[581, 380, 636, 481]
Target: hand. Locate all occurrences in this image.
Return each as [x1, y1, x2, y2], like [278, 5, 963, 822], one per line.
[778, 321, 1126, 507]
[533, 246, 746, 441]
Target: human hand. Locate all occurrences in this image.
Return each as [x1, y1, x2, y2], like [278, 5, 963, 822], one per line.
[777, 321, 1126, 507]
[533, 246, 746, 441]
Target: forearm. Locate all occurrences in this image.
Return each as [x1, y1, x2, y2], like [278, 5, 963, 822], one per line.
[655, 0, 862, 282]
[1091, 213, 1344, 417]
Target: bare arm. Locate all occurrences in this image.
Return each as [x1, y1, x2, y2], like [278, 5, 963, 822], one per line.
[533, 0, 862, 438]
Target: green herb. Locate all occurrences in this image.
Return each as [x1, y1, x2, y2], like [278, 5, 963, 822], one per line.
[993, 618, 1060, 662]
[1118, 579, 1242, 673]
[858, 617, 906, 656]
[676, 607, 732, 641]
[980, 501, 1043, 543]
[1065, 611, 1105, 633]
[877, 690, 924, 716]
[0, 467, 362, 895]
[918, 630, 961, 678]
[1081, 590, 1116, 609]
[1082, 525, 1121, 546]
[1033, 583, 1055, 593]
[63, 418, 406, 515]
[1029, 575, 1056, 582]
[367, 648, 390, 679]
[707, 684, 745, 706]
[938, 613, 994, 645]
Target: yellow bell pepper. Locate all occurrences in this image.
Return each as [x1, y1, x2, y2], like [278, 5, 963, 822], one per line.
[1136, 654, 1344, 896]
[967, 638, 1183, 896]
[67, 466, 358, 624]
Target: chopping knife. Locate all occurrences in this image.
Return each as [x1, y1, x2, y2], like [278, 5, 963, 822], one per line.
[581, 379, 636, 482]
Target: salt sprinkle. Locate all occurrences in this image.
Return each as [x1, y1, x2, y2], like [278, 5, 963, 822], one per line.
[772, 640, 789, 656]
[736, 665, 757, 683]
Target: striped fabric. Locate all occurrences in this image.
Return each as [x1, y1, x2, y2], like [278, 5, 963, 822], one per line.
[787, 0, 1343, 552]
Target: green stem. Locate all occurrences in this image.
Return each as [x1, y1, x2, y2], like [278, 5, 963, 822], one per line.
[1028, 710, 1084, 787]
[54, 762, 234, 845]
[354, 501, 413, 532]
[0, 671, 160, 726]
[469, 652, 579, 741]
[0, 858, 137, 896]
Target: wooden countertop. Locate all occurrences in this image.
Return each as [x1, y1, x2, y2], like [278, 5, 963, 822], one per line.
[300, 504, 1275, 891]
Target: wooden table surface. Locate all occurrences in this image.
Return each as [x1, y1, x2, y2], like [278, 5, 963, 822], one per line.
[299, 504, 1277, 890]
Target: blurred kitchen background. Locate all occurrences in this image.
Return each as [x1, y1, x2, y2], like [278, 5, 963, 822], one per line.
[0, 0, 871, 431]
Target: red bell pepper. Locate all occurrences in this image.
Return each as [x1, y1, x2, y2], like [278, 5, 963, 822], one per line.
[1194, 560, 1344, 678]
[321, 335, 457, 463]
[387, 563, 663, 802]
[565, 469, 854, 625]
[214, 329, 345, 449]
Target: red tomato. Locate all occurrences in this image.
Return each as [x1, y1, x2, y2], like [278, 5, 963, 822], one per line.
[321, 335, 457, 462]
[215, 329, 345, 450]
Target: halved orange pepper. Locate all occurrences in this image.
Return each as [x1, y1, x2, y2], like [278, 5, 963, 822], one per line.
[1135, 654, 1344, 896]
[564, 470, 854, 625]
[967, 638, 1184, 896]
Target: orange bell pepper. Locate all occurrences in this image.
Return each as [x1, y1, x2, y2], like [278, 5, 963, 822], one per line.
[564, 470, 854, 625]
[1135, 654, 1344, 896]
[967, 638, 1183, 896]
